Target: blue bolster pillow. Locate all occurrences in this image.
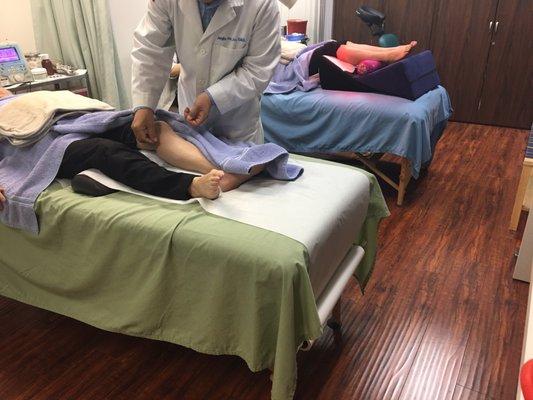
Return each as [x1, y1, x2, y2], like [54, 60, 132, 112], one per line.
[319, 50, 440, 100]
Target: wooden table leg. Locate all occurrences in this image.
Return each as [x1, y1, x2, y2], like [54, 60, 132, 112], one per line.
[353, 154, 399, 191]
[510, 162, 532, 231]
[397, 158, 411, 206]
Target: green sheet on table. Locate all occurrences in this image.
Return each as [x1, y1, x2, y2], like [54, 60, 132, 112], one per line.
[0, 158, 389, 400]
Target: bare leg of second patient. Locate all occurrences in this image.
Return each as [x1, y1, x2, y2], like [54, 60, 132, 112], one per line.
[337, 41, 417, 65]
[151, 121, 264, 192]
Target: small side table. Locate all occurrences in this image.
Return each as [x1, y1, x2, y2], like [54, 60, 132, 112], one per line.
[5, 69, 89, 97]
[510, 129, 533, 231]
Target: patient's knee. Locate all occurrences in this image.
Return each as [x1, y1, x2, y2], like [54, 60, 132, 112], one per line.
[154, 120, 171, 132]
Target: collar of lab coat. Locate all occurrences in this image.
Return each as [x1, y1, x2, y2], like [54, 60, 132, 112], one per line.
[178, 0, 244, 44]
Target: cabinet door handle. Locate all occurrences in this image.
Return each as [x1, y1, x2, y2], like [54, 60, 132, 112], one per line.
[495, 21, 500, 33]
[489, 21, 493, 31]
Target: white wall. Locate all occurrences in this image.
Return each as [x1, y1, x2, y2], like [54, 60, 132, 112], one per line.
[0, 0, 36, 52]
[279, 0, 320, 43]
[278, 0, 334, 42]
[108, 0, 147, 107]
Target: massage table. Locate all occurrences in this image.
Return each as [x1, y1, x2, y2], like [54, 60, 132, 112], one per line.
[261, 85, 452, 205]
[0, 155, 388, 400]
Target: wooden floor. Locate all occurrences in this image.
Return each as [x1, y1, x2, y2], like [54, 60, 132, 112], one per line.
[0, 122, 530, 400]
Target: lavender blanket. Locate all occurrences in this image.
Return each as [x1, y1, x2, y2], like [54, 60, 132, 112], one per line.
[0, 105, 302, 234]
[265, 41, 333, 95]
[53, 110, 303, 179]
[0, 130, 88, 234]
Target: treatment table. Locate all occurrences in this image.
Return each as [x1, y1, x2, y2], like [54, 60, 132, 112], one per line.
[0, 156, 388, 400]
[261, 85, 452, 205]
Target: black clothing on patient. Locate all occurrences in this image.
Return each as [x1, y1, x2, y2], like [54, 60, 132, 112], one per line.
[56, 125, 196, 200]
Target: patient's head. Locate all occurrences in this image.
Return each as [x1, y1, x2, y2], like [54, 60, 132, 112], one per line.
[0, 87, 12, 99]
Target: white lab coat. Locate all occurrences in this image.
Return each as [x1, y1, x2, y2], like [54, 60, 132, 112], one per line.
[132, 0, 281, 143]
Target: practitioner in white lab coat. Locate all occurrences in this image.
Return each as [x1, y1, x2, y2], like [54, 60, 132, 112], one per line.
[131, 0, 281, 145]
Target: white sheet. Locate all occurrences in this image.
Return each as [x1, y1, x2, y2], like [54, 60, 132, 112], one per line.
[79, 154, 370, 298]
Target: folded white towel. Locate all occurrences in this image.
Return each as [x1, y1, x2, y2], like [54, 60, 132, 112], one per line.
[281, 40, 306, 61]
[0, 90, 114, 147]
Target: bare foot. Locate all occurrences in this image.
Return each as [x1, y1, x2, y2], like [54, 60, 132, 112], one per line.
[219, 164, 265, 192]
[386, 41, 417, 62]
[189, 169, 224, 199]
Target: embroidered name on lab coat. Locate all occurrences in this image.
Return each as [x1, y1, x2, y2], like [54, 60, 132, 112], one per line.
[217, 36, 247, 43]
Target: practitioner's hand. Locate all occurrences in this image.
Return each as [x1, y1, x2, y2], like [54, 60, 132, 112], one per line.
[0, 187, 6, 211]
[184, 92, 212, 127]
[132, 108, 158, 145]
[170, 63, 181, 78]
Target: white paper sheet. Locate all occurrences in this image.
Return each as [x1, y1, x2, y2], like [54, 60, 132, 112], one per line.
[79, 154, 370, 297]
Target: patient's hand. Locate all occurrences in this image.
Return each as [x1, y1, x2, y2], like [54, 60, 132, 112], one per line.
[184, 92, 212, 127]
[132, 108, 158, 145]
[0, 187, 6, 211]
[170, 63, 181, 78]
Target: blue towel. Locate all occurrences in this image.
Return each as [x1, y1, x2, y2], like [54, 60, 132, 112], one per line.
[1, 106, 302, 234]
[262, 86, 452, 179]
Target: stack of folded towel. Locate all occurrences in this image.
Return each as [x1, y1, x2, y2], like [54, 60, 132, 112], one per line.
[0, 90, 114, 147]
[280, 40, 307, 65]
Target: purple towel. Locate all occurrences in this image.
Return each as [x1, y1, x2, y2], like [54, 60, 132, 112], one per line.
[0, 131, 88, 234]
[53, 110, 303, 179]
[1, 106, 302, 233]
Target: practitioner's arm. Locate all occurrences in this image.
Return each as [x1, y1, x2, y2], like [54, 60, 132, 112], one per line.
[131, 0, 175, 145]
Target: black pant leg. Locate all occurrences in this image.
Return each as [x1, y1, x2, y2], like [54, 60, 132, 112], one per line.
[100, 124, 138, 148]
[58, 138, 195, 200]
[309, 41, 341, 76]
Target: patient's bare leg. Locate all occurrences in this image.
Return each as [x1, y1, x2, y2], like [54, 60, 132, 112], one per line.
[153, 121, 264, 192]
[345, 41, 402, 52]
[153, 121, 215, 173]
[337, 41, 417, 65]
[219, 164, 265, 192]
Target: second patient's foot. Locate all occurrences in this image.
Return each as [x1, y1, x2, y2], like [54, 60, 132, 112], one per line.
[189, 169, 224, 199]
[386, 41, 417, 62]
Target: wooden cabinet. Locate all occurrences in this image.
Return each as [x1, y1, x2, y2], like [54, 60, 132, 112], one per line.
[477, 0, 533, 128]
[333, 0, 436, 50]
[332, 0, 533, 129]
[429, 0, 499, 125]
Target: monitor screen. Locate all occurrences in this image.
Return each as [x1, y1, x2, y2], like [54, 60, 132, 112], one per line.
[0, 47, 21, 63]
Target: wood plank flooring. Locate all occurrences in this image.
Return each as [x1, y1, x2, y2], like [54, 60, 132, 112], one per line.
[0, 122, 529, 399]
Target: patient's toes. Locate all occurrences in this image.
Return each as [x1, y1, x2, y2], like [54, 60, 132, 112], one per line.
[189, 172, 222, 200]
[211, 169, 225, 179]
